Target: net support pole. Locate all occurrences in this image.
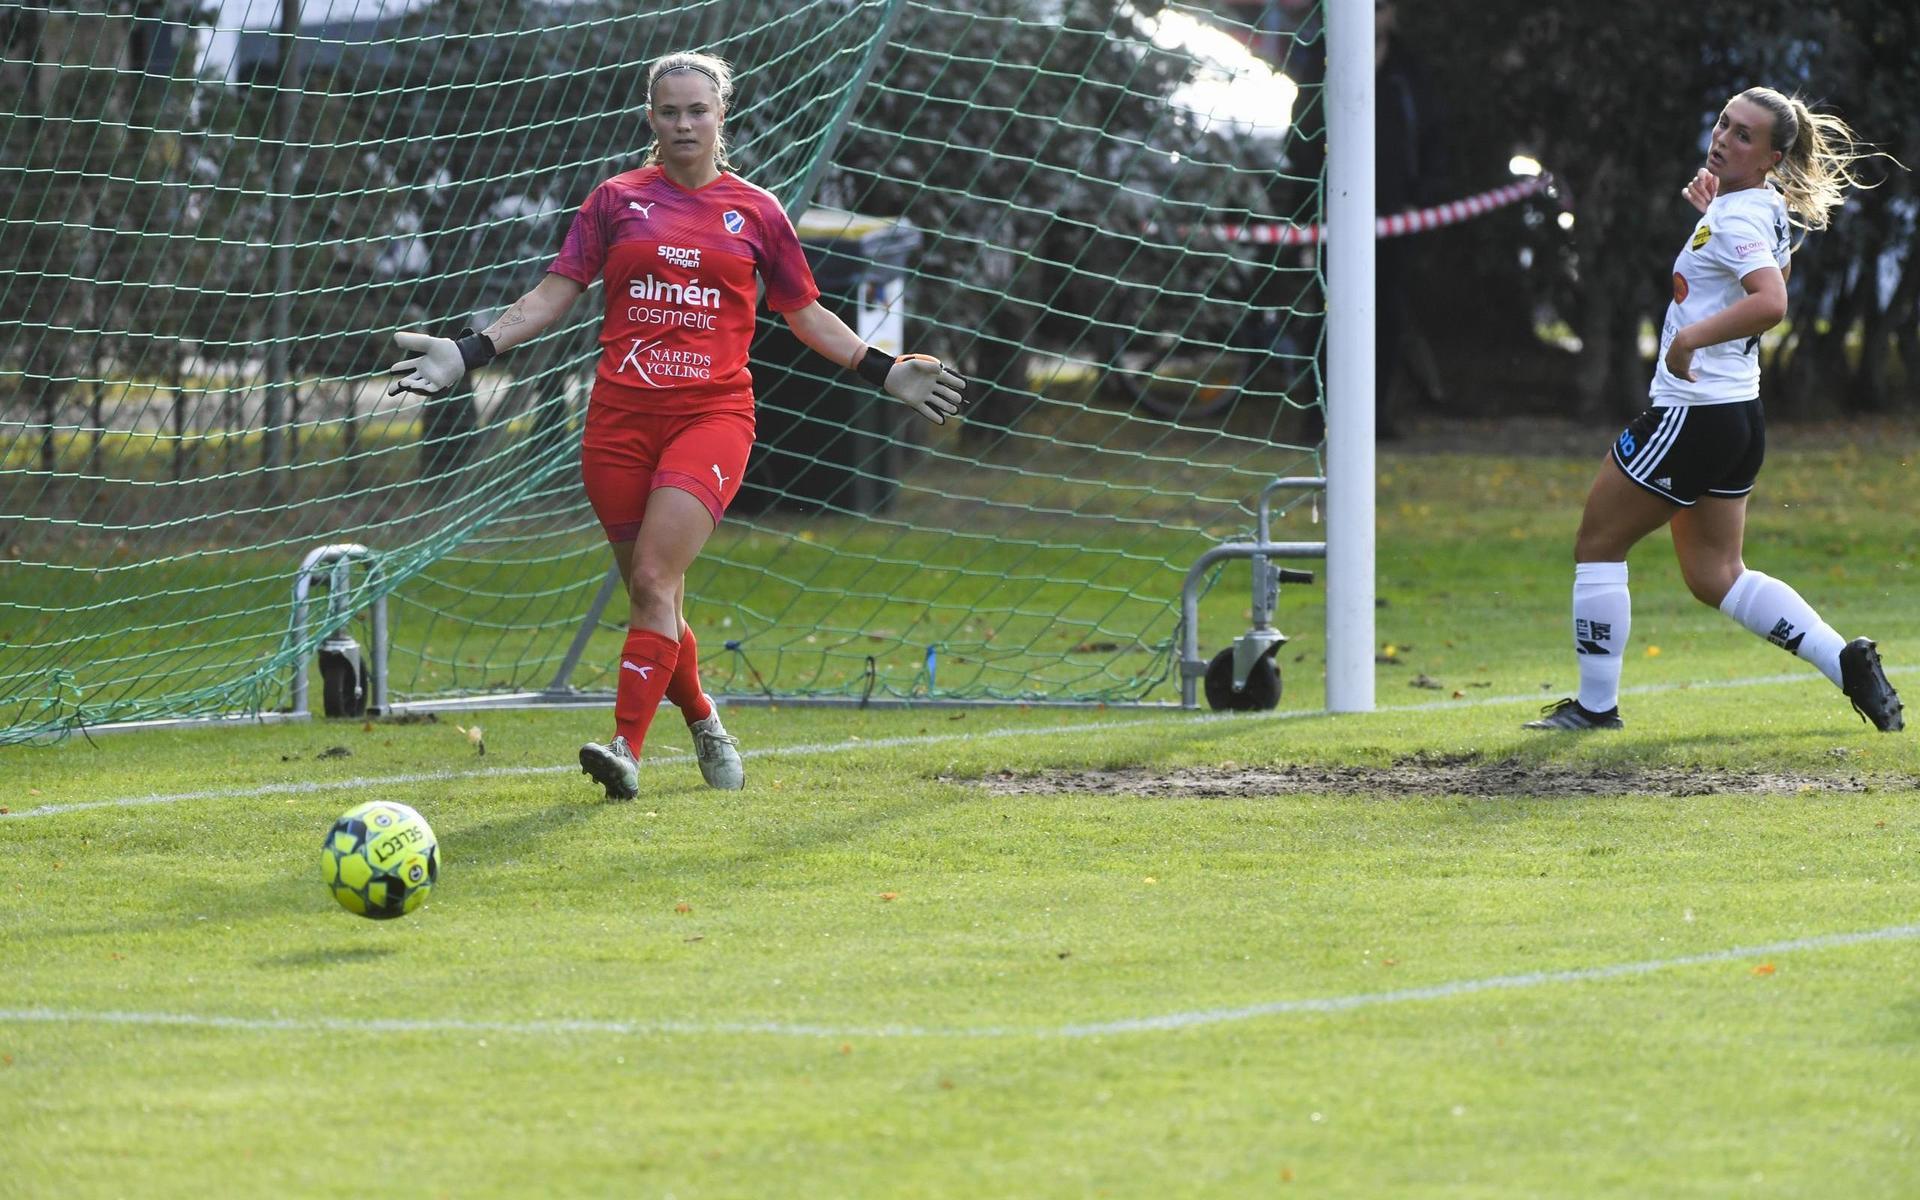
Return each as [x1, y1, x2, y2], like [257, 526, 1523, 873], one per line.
[785, 0, 908, 213]
[263, 0, 301, 499]
[547, 564, 624, 694]
[1323, 0, 1375, 713]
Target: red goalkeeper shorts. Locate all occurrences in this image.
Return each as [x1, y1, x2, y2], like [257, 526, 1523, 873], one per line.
[580, 407, 755, 542]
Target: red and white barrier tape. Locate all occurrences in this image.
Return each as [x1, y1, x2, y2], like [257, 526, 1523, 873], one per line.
[1161, 174, 1558, 246]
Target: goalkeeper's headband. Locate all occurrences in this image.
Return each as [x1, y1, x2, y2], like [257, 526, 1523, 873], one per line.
[654, 63, 722, 93]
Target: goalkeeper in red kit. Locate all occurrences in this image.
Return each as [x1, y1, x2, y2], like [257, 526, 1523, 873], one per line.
[388, 51, 967, 799]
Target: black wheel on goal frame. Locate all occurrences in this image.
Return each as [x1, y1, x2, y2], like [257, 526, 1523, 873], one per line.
[319, 647, 368, 718]
[1203, 647, 1281, 712]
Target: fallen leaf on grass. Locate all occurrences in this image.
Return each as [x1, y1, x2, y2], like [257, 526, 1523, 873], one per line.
[878, 892, 899, 901]
[674, 902, 692, 914]
[1410, 674, 1443, 690]
[1752, 963, 1776, 976]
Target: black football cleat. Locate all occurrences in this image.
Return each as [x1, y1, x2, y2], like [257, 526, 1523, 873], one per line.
[1522, 697, 1624, 731]
[1839, 638, 1903, 732]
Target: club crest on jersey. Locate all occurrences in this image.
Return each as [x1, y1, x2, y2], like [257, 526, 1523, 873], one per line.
[1690, 224, 1711, 250]
[722, 209, 744, 235]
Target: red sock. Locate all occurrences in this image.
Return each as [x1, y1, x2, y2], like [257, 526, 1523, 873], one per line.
[666, 626, 712, 723]
[613, 628, 680, 752]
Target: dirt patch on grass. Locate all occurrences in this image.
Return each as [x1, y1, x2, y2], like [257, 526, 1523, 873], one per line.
[976, 754, 1905, 799]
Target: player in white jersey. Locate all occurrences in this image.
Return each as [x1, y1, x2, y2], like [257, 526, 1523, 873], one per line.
[1527, 87, 1902, 734]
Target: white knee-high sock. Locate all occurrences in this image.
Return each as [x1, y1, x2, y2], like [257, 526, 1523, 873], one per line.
[1573, 561, 1630, 713]
[1718, 569, 1845, 686]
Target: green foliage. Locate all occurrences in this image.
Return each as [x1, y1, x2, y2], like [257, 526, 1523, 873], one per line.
[838, 0, 1288, 384]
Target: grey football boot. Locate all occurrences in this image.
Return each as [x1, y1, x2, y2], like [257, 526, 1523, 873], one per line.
[688, 698, 744, 789]
[579, 734, 640, 800]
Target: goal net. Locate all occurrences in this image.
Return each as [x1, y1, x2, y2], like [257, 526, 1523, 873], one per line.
[0, 0, 1327, 742]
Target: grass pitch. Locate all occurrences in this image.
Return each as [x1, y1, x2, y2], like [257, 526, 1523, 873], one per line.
[4, 426, 1919, 1198]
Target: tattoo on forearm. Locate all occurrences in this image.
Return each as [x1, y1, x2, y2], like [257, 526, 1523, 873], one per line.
[488, 305, 527, 339]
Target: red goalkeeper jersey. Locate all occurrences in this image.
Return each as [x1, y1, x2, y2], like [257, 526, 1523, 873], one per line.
[548, 165, 821, 415]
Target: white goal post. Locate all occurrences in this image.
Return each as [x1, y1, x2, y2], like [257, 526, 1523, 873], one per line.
[1325, 0, 1377, 712]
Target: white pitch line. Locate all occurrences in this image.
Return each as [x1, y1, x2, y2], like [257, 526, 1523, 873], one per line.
[4, 663, 1896, 821]
[3, 923, 1913, 1041]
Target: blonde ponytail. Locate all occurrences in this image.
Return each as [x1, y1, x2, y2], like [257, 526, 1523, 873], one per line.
[1737, 86, 1888, 235]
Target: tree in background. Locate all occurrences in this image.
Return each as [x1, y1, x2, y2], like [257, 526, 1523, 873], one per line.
[829, 0, 1283, 436]
[1402, 0, 1918, 420]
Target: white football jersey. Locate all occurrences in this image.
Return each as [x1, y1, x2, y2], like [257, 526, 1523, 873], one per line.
[1649, 185, 1792, 406]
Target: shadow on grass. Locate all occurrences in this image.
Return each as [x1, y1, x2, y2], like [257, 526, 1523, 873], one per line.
[260, 944, 399, 968]
[443, 799, 607, 868]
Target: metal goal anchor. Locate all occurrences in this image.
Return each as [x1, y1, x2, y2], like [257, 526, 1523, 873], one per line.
[1179, 476, 1326, 710]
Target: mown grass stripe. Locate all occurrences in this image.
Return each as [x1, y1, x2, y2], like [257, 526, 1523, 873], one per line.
[4, 923, 1912, 1040]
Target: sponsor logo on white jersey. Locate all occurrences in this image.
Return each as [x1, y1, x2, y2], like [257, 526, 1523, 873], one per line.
[722, 209, 744, 235]
[658, 244, 702, 269]
[629, 274, 721, 308]
[628, 201, 655, 218]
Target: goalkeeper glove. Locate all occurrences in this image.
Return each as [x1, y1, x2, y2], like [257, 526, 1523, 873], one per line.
[855, 346, 968, 425]
[388, 328, 497, 397]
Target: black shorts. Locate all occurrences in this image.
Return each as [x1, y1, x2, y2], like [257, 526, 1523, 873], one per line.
[1609, 400, 1765, 506]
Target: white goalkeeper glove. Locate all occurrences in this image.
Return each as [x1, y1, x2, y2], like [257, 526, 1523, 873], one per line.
[388, 329, 497, 397]
[855, 347, 968, 424]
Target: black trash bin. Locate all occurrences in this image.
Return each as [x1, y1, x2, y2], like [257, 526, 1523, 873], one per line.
[737, 208, 922, 516]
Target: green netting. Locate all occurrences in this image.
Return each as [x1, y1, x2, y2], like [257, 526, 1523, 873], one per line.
[0, 0, 1325, 743]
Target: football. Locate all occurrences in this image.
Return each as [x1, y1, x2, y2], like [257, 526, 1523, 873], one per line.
[320, 800, 439, 919]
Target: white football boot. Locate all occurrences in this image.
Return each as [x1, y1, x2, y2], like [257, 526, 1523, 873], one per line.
[688, 698, 744, 789]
